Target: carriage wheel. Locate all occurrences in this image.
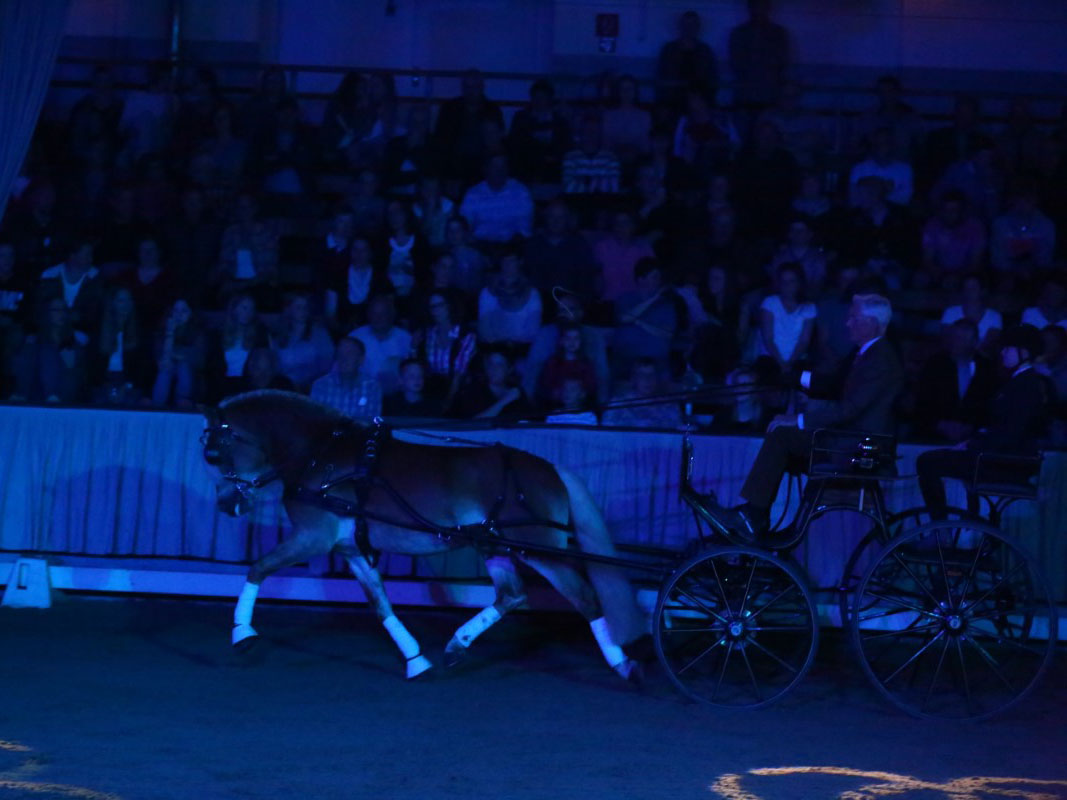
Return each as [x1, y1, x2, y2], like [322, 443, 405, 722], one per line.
[838, 506, 977, 627]
[850, 520, 1057, 720]
[654, 546, 818, 709]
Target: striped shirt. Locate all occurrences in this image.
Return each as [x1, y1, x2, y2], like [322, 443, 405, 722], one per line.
[562, 148, 621, 194]
[310, 369, 382, 421]
[459, 179, 534, 243]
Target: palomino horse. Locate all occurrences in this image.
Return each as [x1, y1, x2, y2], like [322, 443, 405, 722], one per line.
[201, 390, 646, 681]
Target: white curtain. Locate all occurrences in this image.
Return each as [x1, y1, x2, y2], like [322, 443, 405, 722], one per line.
[0, 0, 71, 223]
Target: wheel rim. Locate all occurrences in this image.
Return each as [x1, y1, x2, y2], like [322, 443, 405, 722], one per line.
[850, 520, 1057, 720]
[654, 547, 818, 709]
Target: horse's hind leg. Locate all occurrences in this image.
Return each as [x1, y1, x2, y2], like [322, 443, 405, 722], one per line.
[341, 544, 432, 680]
[444, 555, 527, 667]
[519, 554, 641, 682]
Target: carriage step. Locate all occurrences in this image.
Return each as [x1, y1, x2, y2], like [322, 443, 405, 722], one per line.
[1, 558, 53, 609]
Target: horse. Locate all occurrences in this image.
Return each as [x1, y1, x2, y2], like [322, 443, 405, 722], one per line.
[200, 390, 646, 682]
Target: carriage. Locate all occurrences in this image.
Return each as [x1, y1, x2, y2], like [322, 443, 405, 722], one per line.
[202, 390, 1058, 721]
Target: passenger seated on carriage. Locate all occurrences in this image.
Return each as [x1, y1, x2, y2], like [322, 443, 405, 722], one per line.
[719, 294, 903, 536]
[916, 324, 1052, 515]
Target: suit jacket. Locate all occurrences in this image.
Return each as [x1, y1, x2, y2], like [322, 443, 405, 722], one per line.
[913, 352, 1000, 440]
[804, 336, 903, 435]
[970, 367, 1051, 454]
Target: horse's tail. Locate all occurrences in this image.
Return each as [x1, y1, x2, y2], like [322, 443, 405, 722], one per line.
[556, 466, 646, 646]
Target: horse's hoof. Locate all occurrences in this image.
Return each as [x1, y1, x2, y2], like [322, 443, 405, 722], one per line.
[232, 623, 259, 649]
[406, 654, 433, 680]
[615, 658, 645, 687]
[443, 638, 469, 668]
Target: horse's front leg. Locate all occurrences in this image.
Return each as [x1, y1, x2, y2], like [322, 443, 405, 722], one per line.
[444, 555, 527, 667]
[233, 527, 335, 648]
[340, 539, 432, 680]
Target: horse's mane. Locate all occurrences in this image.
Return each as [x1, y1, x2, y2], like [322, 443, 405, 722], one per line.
[220, 389, 341, 422]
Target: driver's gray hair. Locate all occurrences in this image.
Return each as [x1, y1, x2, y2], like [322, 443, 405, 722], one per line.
[854, 293, 892, 331]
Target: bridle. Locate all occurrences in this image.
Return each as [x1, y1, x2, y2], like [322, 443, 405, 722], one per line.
[200, 420, 281, 505]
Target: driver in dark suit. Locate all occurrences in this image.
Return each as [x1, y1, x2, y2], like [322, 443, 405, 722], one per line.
[916, 324, 1051, 513]
[721, 294, 904, 535]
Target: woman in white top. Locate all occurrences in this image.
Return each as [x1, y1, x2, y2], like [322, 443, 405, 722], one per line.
[477, 251, 542, 349]
[759, 262, 816, 374]
[1020, 275, 1067, 332]
[602, 75, 651, 165]
[940, 273, 1004, 352]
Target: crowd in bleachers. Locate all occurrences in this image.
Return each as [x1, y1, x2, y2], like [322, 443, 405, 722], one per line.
[2, 3, 1067, 440]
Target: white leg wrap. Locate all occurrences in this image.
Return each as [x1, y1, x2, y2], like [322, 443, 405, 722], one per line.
[452, 606, 502, 648]
[590, 616, 626, 668]
[234, 582, 259, 626]
[383, 614, 432, 679]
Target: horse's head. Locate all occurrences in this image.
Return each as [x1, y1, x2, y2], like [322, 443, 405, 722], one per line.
[200, 404, 272, 517]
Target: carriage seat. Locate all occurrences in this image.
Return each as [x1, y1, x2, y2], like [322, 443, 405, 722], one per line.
[962, 451, 1042, 525]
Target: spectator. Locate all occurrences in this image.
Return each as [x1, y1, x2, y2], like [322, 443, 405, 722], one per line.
[38, 236, 104, 343]
[67, 64, 124, 164]
[311, 336, 382, 422]
[730, 119, 798, 240]
[123, 234, 177, 333]
[382, 200, 429, 303]
[1038, 325, 1067, 403]
[250, 96, 315, 201]
[162, 187, 221, 307]
[854, 75, 920, 160]
[849, 127, 914, 207]
[791, 171, 831, 221]
[602, 358, 683, 428]
[215, 192, 279, 304]
[641, 124, 692, 195]
[507, 78, 572, 186]
[728, 0, 790, 111]
[10, 297, 89, 404]
[459, 155, 534, 245]
[768, 217, 827, 294]
[996, 98, 1044, 177]
[814, 265, 862, 372]
[930, 140, 1001, 223]
[758, 262, 816, 376]
[990, 181, 1056, 278]
[434, 69, 505, 186]
[923, 95, 987, 184]
[411, 175, 454, 249]
[208, 293, 271, 400]
[656, 10, 719, 110]
[477, 250, 542, 350]
[523, 200, 599, 302]
[236, 65, 292, 140]
[562, 115, 622, 196]
[451, 346, 531, 419]
[634, 163, 680, 260]
[921, 191, 987, 285]
[383, 105, 442, 194]
[346, 169, 387, 239]
[601, 74, 651, 166]
[5, 181, 64, 274]
[151, 298, 206, 408]
[349, 293, 412, 394]
[545, 378, 599, 426]
[537, 322, 599, 409]
[672, 88, 738, 178]
[119, 61, 176, 165]
[199, 103, 248, 192]
[687, 264, 746, 383]
[611, 256, 679, 378]
[941, 273, 1004, 353]
[837, 176, 916, 286]
[240, 346, 294, 393]
[272, 292, 335, 392]
[0, 241, 32, 343]
[317, 206, 357, 300]
[95, 187, 145, 269]
[94, 286, 148, 404]
[912, 318, 999, 443]
[523, 292, 611, 405]
[444, 216, 489, 297]
[319, 71, 372, 170]
[383, 358, 439, 418]
[594, 209, 655, 302]
[1021, 276, 1067, 331]
[758, 81, 826, 169]
[326, 237, 383, 333]
[413, 291, 476, 408]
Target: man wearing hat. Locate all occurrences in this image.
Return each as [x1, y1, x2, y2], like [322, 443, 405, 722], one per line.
[916, 323, 1052, 512]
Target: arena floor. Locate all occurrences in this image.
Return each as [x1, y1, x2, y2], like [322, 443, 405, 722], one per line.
[1, 595, 1065, 800]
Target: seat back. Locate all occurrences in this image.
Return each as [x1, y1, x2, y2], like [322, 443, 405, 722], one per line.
[808, 429, 898, 480]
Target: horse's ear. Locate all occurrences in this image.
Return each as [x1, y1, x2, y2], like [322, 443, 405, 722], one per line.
[199, 404, 220, 427]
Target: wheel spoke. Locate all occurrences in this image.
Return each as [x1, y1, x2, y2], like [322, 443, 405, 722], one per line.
[961, 560, 1029, 615]
[964, 635, 1016, 694]
[677, 636, 727, 677]
[662, 625, 724, 634]
[747, 582, 798, 621]
[876, 629, 944, 686]
[746, 635, 801, 675]
[888, 549, 946, 608]
[934, 527, 954, 611]
[748, 625, 812, 633]
[738, 557, 758, 615]
[859, 622, 941, 641]
[710, 640, 734, 702]
[739, 642, 763, 704]
[955, 637, 975, 717]
[707, 558, 734, 617]
[859, 591, 935, 618]
[920, 635, 952, 714]
[674, 586, 729, 625]
[957, 530, 990, 602]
